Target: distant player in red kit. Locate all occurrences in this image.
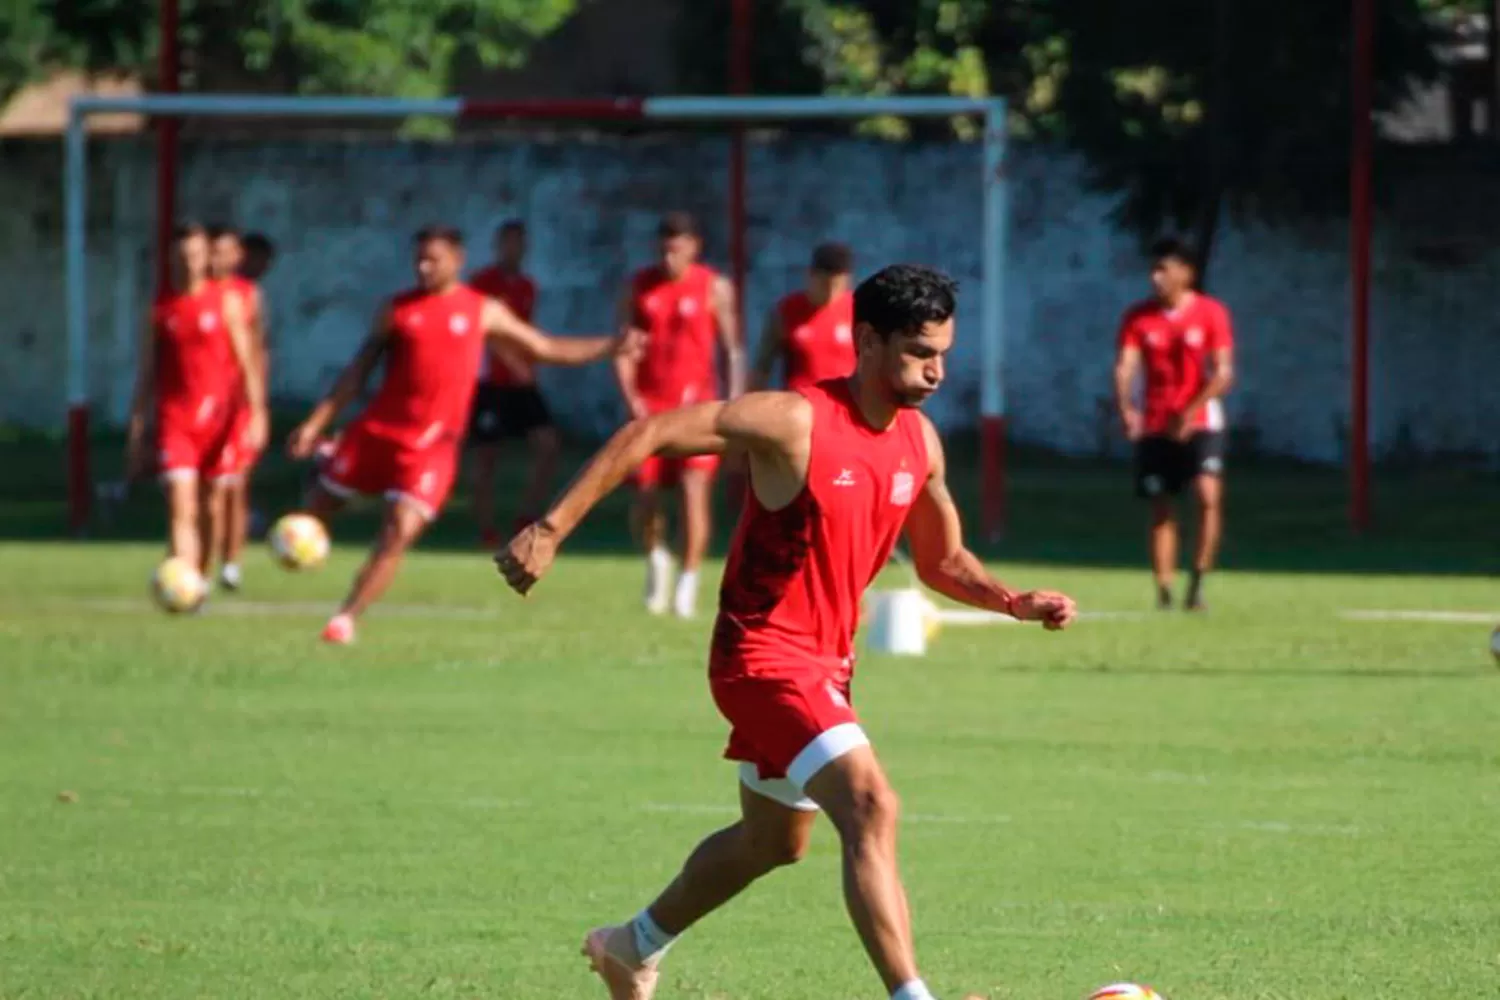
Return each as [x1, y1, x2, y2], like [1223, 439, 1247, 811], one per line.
[126, 223, 268, 588]
[615, 211, 742, 618]
[751, 241, 856, 391]
[286, 226, 622, 645]
[498, 265, 1077, 1000]
[1114, 237, 1235, 611]
[467, 220, 559, 547]
[207, 224, 273, 592]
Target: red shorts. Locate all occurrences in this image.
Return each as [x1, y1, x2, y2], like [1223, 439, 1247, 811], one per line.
[320, 422, 459, 519]
[157, 406, 241, 482]
[633, 392, 721, 489]
[218, 402, 263, 479]
[711, 670, 866, 785]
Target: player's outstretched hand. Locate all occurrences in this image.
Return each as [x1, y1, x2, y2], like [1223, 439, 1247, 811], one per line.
[495, 521, 558, 596]
[1013, 590, 1078, 631]
[287, 422, 320, 460]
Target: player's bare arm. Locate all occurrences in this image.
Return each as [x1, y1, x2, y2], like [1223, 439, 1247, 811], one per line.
[497, 391, 811, 594]
[222, 289, 269, 452]
[480, 297, 619, 367]
[749, 306, 785, 391]
[613, 284, 648, 419]
[1114, 343, 1144, 440]
[125, 310, 158, 478]
[905, 415, 1077, 630]
[288, 305, 391, 459]
[713, 275, 746, 398]
[1171, 344, 1235, 440]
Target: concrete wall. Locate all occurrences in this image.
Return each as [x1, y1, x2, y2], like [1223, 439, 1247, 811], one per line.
[2, 134, 1496, 463]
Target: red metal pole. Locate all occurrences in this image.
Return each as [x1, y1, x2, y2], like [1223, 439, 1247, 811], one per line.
[728, 0, 752, 340]
[154, 0, 180, 297]
[1350, 0, 1373, 534]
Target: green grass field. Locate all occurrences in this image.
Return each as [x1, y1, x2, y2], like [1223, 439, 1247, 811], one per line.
[1, 438, 1497, 999]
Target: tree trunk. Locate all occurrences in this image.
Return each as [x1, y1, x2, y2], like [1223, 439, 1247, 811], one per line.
[1193, 0, 1233, 288]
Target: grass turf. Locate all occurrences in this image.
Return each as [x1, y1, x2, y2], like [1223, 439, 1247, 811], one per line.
[0, 439, 1496, 999]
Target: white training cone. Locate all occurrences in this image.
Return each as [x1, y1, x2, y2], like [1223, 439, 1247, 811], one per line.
[866, 588, 930, 656]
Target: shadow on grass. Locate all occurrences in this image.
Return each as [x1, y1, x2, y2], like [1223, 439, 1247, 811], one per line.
[2, 424, 1496, 578]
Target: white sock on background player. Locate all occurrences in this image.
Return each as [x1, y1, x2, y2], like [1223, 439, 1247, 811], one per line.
[629, 909, 676, 964]
[645, 545, 673, 615]
[673, 569, 699, 619]
[220, 563, 242, 589]
[891, 980, 937, 1000]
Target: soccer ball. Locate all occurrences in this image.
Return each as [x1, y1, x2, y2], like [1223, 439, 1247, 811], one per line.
[1088, 985, 1165, 1000]
[268, 513, 330, 570]
[151, 557, 207, 614]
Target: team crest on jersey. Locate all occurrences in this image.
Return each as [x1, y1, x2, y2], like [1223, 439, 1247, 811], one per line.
[450, 314, 470, 336]
[1146, 330, 1166, 348]
[1184, 326, 1204, 348]
[199, 312, 217, 331]
[890, 470, 915, 506]
[834, 324, 852, 344]
[679, 298, 699, 317]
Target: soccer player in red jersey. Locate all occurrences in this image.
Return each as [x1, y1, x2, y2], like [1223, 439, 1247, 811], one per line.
[752, 241, 856, 391]
[615, 211, 742, 618]
[207, 225, 273, 592]
[466, 220, 559, 547]
[126, 223, 268, 588]
[286, 225, 622, 645]
[1114, 237, 1236, 611]
[498, 265, 1077, 1000]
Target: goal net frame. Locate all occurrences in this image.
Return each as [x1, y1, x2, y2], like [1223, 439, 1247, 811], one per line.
[63, 94, 1010, 537]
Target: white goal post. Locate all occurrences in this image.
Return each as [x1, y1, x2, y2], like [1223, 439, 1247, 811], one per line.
[63, 93, 1009, 535]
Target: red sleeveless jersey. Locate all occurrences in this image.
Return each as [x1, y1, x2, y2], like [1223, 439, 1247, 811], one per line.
[469, 265, 538, 387]
[218, 276, 260, 327]
[152, 281, 237, 428]
[631, 263, 720, 407]
[357, 285, 488, 450]
[777, 289, 855, 390]
[711, 379, 930, 680]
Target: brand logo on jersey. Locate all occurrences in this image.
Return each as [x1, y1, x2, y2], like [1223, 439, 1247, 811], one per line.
[1146, 330, 1166, 349]
[832, 468, 857, 487]
[1184, 326, 1204, 348]
[450, 314, 470, 336]
[834, 323, 852, 344]
[825, 682, 849, 709]
[890, 471, 915, 506]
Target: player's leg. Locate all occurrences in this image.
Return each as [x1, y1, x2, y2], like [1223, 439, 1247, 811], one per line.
[673, 463, 715, 618]
[633, 459, 672, 614]
[516, 422, 561, 533]
[804, 743, 927, 997]
[327, 496, 428, 625]
[1185, 434, 1226, 611]
[198, 476, 231, 580]
[163, 472, 203, 571]
[471, 442, 502, 547]
[1149, 496, 1178, 609]
[219, 476, 251, 590]
[581, 769, 817, 1000]
[1135, 437, 1179, 608]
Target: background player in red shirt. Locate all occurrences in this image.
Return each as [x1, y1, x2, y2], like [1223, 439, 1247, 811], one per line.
[466, 220, 559, 547]
[499, 265, 1077, 1000]
[126, 223, 268, 589]
[614, 211, 742, 619]
[286, 225, 622, 645]
[1114, 237, 1236, 611]
[751, 241, 856, 391]
[207, 224, 273, 593]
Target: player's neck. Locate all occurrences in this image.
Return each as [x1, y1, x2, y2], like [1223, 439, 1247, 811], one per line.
[1160, 289, 1195, 312]
[845, 373, 899, 431]
[427, 280, 462, 296]
[177, 275, 208, 295]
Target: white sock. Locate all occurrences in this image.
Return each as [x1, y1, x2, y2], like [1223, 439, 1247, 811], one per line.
[645, 546, 673, 611]
[629, 909, 677, 964]
[891, 980, 936, 1000]
[221, 563, 241, 585]
[649, 546, 672, 574]
[673, 569, 699, 617]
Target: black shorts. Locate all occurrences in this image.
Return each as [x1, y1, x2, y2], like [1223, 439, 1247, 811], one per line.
[468, 384, 553, 445]
[1134, 431, 1226, 499]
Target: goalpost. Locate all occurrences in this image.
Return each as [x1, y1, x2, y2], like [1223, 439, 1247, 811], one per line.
[63, 94, 1009, 537]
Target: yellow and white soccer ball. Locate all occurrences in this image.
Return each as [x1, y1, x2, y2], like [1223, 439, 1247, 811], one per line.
[151, 557, 207, 614]
[268, 513, 330, 571]
[1088, 985, 1164, 1000]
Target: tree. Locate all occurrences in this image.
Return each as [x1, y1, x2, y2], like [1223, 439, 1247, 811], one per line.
[2, 0, 578, 114]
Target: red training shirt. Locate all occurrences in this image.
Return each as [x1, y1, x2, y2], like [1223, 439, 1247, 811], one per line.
[469, 265, 538, 388]
[355, 285, 488, 450]
[1117, 292, 1234, 434]
[630, 263, 721, 408]
[776, 289, 856, 391]
[152, 281, 238, 431]
[711, 378, 929, 682]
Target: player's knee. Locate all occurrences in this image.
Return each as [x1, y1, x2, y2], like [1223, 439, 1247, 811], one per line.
[1150, 500, 1176, 527]
[843, 778, 901, 845]
[744, 823, 810, 871]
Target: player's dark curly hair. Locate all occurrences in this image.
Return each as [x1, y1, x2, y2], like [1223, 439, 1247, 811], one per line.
[853, 264, 958, 341]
